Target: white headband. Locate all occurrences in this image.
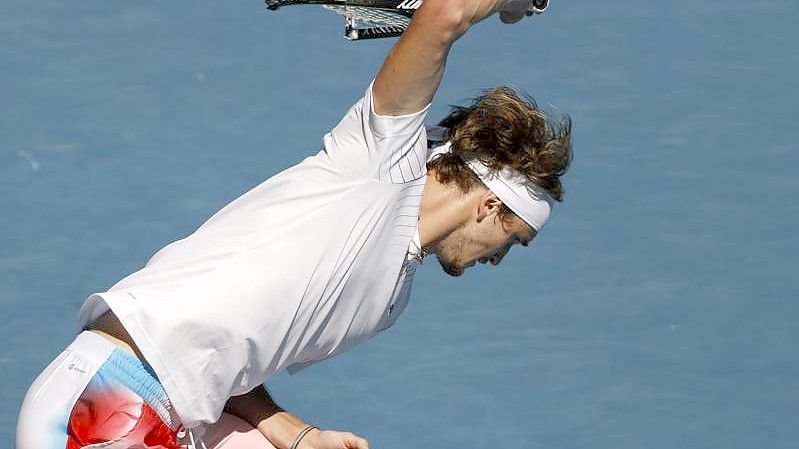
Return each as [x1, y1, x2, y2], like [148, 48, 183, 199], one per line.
[428, 140, 554, 231]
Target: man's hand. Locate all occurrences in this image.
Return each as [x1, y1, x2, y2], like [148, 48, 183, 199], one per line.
[300, 429, 370, 449]
[498, 0, 534, 23]
[471, 0, 539, 25]
[226, 387, 371, 449]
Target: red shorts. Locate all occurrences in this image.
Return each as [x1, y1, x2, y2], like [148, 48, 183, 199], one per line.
[66, 380, 181, 448]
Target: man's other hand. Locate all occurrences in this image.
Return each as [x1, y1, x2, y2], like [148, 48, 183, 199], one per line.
[301, 429, 370, 449]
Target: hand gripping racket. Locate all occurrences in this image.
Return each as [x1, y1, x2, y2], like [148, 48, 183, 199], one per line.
[265, 0, 550, 40]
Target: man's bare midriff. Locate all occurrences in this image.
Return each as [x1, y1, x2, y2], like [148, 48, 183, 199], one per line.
[86, 311, 147, 362]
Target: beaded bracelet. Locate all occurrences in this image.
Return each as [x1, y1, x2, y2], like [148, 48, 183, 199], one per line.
[291, 425, 318, 449]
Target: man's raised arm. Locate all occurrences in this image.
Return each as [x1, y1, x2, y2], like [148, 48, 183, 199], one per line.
[372, 0, 534, 116]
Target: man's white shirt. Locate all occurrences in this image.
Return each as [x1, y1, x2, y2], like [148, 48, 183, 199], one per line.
[78, 82, 430, 428]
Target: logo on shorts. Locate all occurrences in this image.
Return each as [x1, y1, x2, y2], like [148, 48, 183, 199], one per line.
[68, 363, 87, 374]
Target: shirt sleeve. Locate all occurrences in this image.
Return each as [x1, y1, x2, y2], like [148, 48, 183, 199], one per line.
[284, 341, 354, 375]
[316, 80, 432, 183]
[285, 359, 318, 375]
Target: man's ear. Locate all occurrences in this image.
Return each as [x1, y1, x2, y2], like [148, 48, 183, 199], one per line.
[476, 189, 503, 222]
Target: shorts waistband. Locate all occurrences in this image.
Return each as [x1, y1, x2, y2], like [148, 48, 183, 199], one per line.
[67, 330, 117, 365]
[69, 331, 178, 429]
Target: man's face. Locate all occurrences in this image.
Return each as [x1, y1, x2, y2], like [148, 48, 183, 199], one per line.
[431, 204, 536, 277]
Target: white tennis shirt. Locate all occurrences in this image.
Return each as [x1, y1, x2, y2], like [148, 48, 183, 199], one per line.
[78, 82, 430, 428]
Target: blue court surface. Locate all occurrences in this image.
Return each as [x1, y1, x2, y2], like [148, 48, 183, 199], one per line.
[2, 0, 797, 447]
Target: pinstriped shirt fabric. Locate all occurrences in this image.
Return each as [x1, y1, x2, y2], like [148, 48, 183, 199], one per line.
[78, 82, 432, 427]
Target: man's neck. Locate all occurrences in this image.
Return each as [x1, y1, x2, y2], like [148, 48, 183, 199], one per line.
[418, 171, 479, 249]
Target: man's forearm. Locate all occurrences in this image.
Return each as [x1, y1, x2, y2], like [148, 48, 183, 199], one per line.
[372, 0, 523, 116]
[226, 386, 319, 449]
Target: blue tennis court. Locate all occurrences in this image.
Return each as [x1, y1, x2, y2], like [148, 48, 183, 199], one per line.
[2, 1, 797, 447]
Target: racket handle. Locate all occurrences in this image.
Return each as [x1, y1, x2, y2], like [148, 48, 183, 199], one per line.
[526, 0, 549, 16]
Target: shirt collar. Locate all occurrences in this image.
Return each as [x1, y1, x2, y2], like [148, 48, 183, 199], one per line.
[407, 227, 423, 263]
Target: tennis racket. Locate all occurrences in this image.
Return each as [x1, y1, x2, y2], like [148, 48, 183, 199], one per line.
[265, 0, 550, 40]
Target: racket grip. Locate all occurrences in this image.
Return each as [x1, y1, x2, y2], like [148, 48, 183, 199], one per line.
[526, 0, 549, 16]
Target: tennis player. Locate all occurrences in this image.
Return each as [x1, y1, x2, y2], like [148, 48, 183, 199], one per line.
[16, 0, 572, 447]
